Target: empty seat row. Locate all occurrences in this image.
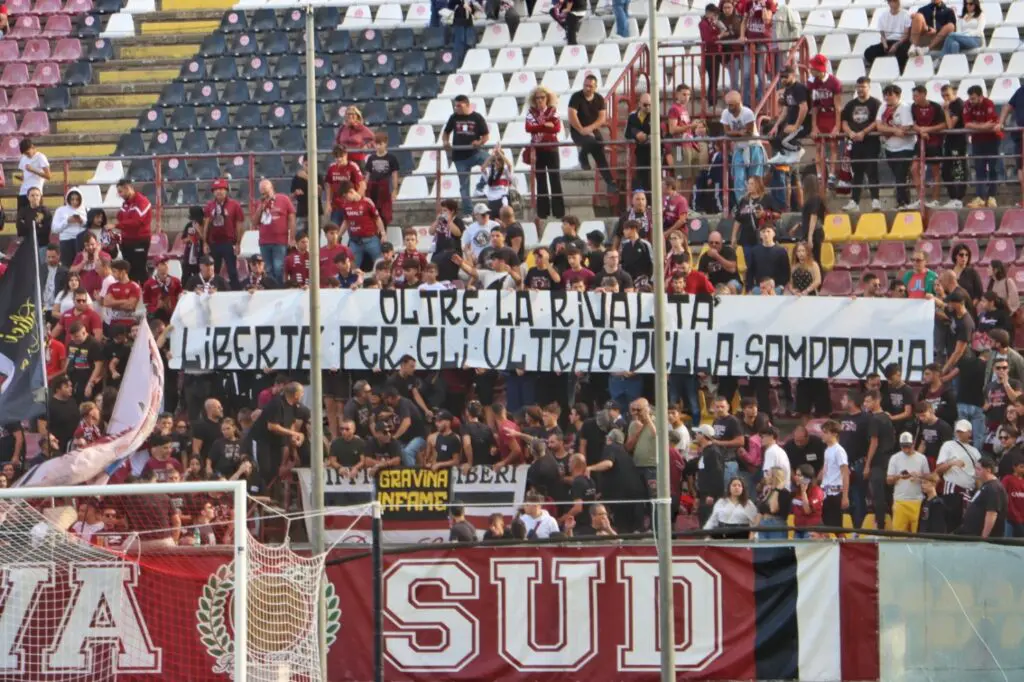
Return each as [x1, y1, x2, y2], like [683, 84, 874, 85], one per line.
[0, 37, 83, 63]
[0, 62, 62, 88]
[115, 125, 389, 158]
[925, 209, 1024, 238]
[5, 13, 75, 39]
[137, 98, 420, 132]
[0, 110, 49, 135]
[459, 43, 632, 75]
[824, 212, 924, 242]
[5, 0, 96, 15]
[198, 26, 461, 60]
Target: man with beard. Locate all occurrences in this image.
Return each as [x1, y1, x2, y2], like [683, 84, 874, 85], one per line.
[342, 380, 375, 439]
[562, 453, 597, 533]
[914, 401, 953, 468]
[586, 429, 646, 533]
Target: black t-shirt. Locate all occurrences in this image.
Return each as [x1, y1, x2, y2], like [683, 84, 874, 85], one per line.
[841, 96, 881, 144]
[248, 395, 296, 452]
[954, 355, 984, 408]
[786, 434, 826, 476]
[48, 396, 80, 452]
[957, 479, 1008, 537]
[919, 1, 957, 30]
[449, 519, 477, 542]
[597, 442, 647, 503]
[698, 245, 739, 288]
[578, 418, 608, 467]
[985, 378, 1023, 423]
[212, 437, 245, 478]
[587, 249, 605, 275]
[463, 420, 497, 466]
[365, 436, 402, 463]
[916, 418, 953, 461]
[192, 416, 222, 463]
[503, 222, 525, 261]
[366, 152, 400, 183]
[527, 453, 565, 500]
[386, 372, 422, 402]
[868, 411, 897, 469]
[838, 411, 873, 462]
[551, 235, 586, 272]
[568, 91, 606, 130]
[799, 196, 826, 244]
[882, 383, 916, 420]
[329, 436, 366, 468]
[185, 274, 230, 294]
[757, 487, 793, 518]
[65, 337, 102, 396]
[919, 384, 961, 426]
[918, 496, 948, 534]
[103, 340, 131, 388]
[783, 82, 811, 131]
[433, 432, 462, 464]
[569, 474, 598, 530]
[949, 311, 975, 362]
[525, 266, 556, 290]
[479, 246, 521, 270]
[0, 422, 21, 462]
[342, 398, 374, 438]
[712, 414, 742, 461]
[594, 268, 634, 291]
[945, 98, 967, 151]
[382, 397, 426, 442]
[443, 112, 488, 161]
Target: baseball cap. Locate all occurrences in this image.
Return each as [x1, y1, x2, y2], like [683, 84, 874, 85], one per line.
[473, 202, 490, 216]
[199, 255, 215, 266]
[248, 253, 263, 264]
[603, 400, 621, 412]
[435, 409, 453, 422]
[693, 424, 716, 439]
[954, 419, 973, 433]
[899, 432, 914, 445]
[211, 178, 228, 191]
[809, 54, 829, 71]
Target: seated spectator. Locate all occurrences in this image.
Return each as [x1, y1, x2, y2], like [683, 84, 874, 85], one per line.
[942, 0, 985, 54]
[786, 242, 821, 296]
[909, 0, 957, 56]
[614, 191, 653, 249]
[475, 146, 515, 218]
[865, 0, 912, 72]
[143, 256, 182, 322]
[568, 75, 618, 194]
[699, 231, 741, 293]
[0, 4, 9, 37]
[334, 106, 375, 165]
[745, 225, 789, 293]
[242, 253, 280, 291]
[185, 256, 229, 294]
[51, 188, 88, 267]
[551, 214, 586, 272]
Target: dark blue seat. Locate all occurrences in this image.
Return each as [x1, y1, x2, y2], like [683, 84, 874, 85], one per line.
[129, 159, 156, 183]
[281, 7, 305, 32]
[137, 107, 165, 132]
[85, 38, 113, 62]
[392, 100, 419, 125]
[283, 78, 306, 103]
[168, 105, 197, 131]
[314, 7, 340, 29]
[275, 54, 301, 80]
[276, 127, 304, 152]
[312, 53, 330, 78]
[347, 76, 374, 101]
[409, 73, 440, 99]
[379, 75, 407, 100]
[64, 62, 93, 87]
[254, 79, 281, 104]
[293, 31, 323, 54]
[210, 56, 238, 81]
[323, 29, 351, 55]
[433, 50, 458, 75]
[162, 157, 190, 182]
[79, 14, 101, 39]
[192, 157, 221, 181]
[241, 55, 269, 80]
[384, 123, 401, 146]
[181, 129, 209, 154]
[188, 82, 218, 105]
[199, 33, 227, 58]
[267, 103, 293, 128]
[213, 129, 242, 153]
[179, 57, 206, 82]
[392, 149, 413, 174]
[136, 184, 158, 207]
[256, 154, 287, 180]
[323, 102, 346, 125]
[220, 10, 249, 34]
[162, 82, 186, 106]
[95, 0, 123, 12]
[43, 85, 70, 111]
[337, 55, 363, 78]
[250, 8, 278, 32]
[234, 103, 263, 129]
[115, 132, 145, 157]
[245, 128, 274, 152]
[368, 52, 395, 78]
[390, 28, 415, 52]
[420, 27, 446, 50]
[200, 105, 229, 130]
[222, 80, 251, 105]
[166, 182, 199, 207]
[148, 130, 177, 155]
[231, 32, 258, 57]
[295, 102, 325, 126]
[317, 125, 334, 152]
[234, 177, 251, 204]
[318, 76, 343, 102]
[353, 28, 383, 53]
[262, 31, 289, 56]
[400, 52, 427, 77]
[361, 100, 388, 126]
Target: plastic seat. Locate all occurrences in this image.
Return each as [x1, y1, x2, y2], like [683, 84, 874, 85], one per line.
[53, 38, 83, 63]
[186, 157, 218, 184]
[917, 239, 943, 266]
[318, 76, 343, 102]
[261, 31, 289, 56]
[824, 214, 852, 241]
[342, 5, 373, 29]
[189, 82, 217, 106]
[278, 7, 304, 32]
[980, 236, 1015, 265]
[128, 158, 156, 183]
[989, 26, 1021, 56]
[888, 211, 923, 239]
[323, 29, 351, 55]
[241, 55, 268, 80]
[992, 78, 1020, 106]
[231, 32, 258, 57]
[8, 87, 39, 111]
[161, 157, 189, 182]
[245, 128, 273, 152]
[250, 8, 277, 32]
[804, 9, 836, 35]
[961, 209, 995, 237]
[871, 240, 906, 267]
[0, 63, 29, 88]
[63, 61, 90, 87]
[433, 50, 458, 75]
[380, 76, 408, 101]
[368, 52, 396, 78]
[9, 15, 41, 40]
[418, 25, 445, 51]
[821, 34, 852, 60]
[79, 13, 100, 39]
[851, 212, 888, 241]
[869, 56, 899, 82]
[998, 208, 1024, 235]
[137, 107, 165, 132]
[64, 0, 94, 12]
[834, 241, 871, 269]
[0, 41, 19, 64]
[199, 33, 226, 58]
[352, 28, 382, 54]
[234, 103, 263, 129]
[404, 2, 430, 26]
[540, 68, 571, 95]
[147, 130, 176, 155]
[970, 52, 1002, 78]
[21, 38, 51, 63]
[223, 80, 251, 105]
[180, 129, 208, 154]
[162, 82, 185, 107]
[276, 127, 304, 152]
[0, 112, 16, 136]
[41, 14, 72, 37]
[168, 105, 197, 131]
[196, 105, 225, 131]
[836, 57, 867, 85]
[902, 55, 934, 80]
[373, 3, 403, 27]
[256, 154, 287, 180]
[0, 136, 21, 161]
[362, 100, 388, 126]
[821, 270, 854, 295]
[220, 10, 249, 33]
[42, 85, 70, 111]
[558, 44, 589, 70]
[210, 56, 237, 81]
[1007, 1, 1024, 26]
[460, 48, 492, 75]
[27, 62, 59, 87]
[267, 104, 293, 128]
[924, 210, 959, 238]
[348, 76, 375, 101]
[17, 111, 47, 136]
[474, 72, 505, 98]
[400, 52, 427, 77]
[213, 129, 241, 153]
[114, 131, 144, 156]
[408, 73, 439, 100]
[165, 182, 199, 208]
[179, 58, 206, 83]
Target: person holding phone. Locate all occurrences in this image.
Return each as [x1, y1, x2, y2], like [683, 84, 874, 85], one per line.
[790, 464, 824, 538]
[886, 432, 933, 533]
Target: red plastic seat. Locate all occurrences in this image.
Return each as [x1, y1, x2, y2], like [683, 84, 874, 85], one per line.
[980, 236, 1015, 265]
[0, 63, 30, 88]
[833, 242, 871, 270]
[924, 210, 960, 238]
[998, 208, 1024, 236]
[0, 136, 22, 161]
[947, 239, 979, 265]
[0, 90, 10, 111]
[5, 0, 32, 14]
[21, 38, 52, 63]
[148, 232, 169, 259]
[0, 112, 17, 136]
[52, 38, 81, 62]
[820, 270, 853, 296]
[961, 209, 996, 237]
[41, 14, 72, 37]
[8, 15, 41, 39]
[917, 239, 944, 267]
[0, 41, 20, 64]
[1009, 266, 1024, 292]
[28, 62, 59, 87]
[17, 110, 48, 135]
[872, 240, 907, 268]
[62, 0, 94, 13]
[34, 0, 64, 14]
[861, 269, 890, 291]
[975, 265, 992, 290]
[9, 87, 40, 111]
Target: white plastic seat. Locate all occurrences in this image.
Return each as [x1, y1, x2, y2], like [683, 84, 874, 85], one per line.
[579, 17, 608, 44]
[341, 5, 372, 28]
[869, 80, 883, 101]
[639, 16, 671, 38]
[819, 0, 852, 10]
[420, 99, 454, 126]
[837, 8, 868, 31]
[852, 30, 880, 55]
[487, 96, 520, 123]
[474, 71, 506, 97]
[571, 69, 602, 91]
[494, 47, 525, 72]
[1006, 2, 1024, 27]
[411, 226, 435, 254]
[956, 77, 987, 99]
[852, 0, 884, 8]
[924, 78, 950, 99]
[869, 56, 899, 81]
[397, 176, 429, 202]
[240, 231, 260, 258]
[541, 21, 567, 45]
[414, 149, 449, 176]
[500, 120, 530, 147]
[628, 0, 649, 17]
[460, 48, 492, 74]
[1006, 51, 1024, 77]
[433, 174, 461, 200]
[988, 26, 1021, 53]
[672, 14, 701, 40]
[402, 123, 435, 149]
[970, 52, 1004, 78]
[372, 4, 402, 26]
[836, 57, 867, 85]
[590, 43, 622, 69]
[991, 77, 1020, 105]
[558, 44, 589, 70]
[603, 67, 625, 94]
[479, 22, 511, 48]
[557, 140, 580, 171]
[77, 185, 103, 209]
[540, 221, 563, 245]
[531, 0, 554, 22]
[511, 22, 544, 47]
[982, 2, 1004, 25]
[102, 184, 122, 209]
[520, 220, 540, 251]
[804, 9, 836, 35]
[937, 53, 970, 80]
[100, 11, 135, 38]
[821, 33, 852, 60]
[526, 46, 556, 71]
[506, 69, 538, 97]
[902, 54, 934, 81]
[166, 259, 183, 280]
[405, 3, 431, 26]
[660, 0, 691, 16]
[540, 68, 571, 95]
[88, 159, 124, 185]
[441, 73, 474, 99]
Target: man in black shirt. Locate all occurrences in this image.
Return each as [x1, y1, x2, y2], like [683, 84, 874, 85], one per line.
[448, 505, 477, 542]
[64, 321, 103, 402]
[497, 205, 525, 261]
[919, 362, 960, 429]
[785, 425, 826, 478]
[328, 419, 365, 477]
[525, 246, 561, 290]
[914, 402, 953, 464]
[768, 67, 810, 165]
[442, 94, 489, 216]
[940, 84, 967, 208]
[191, 398, 224, 468]
[710, 396, 744, 488]
[461, 401, 497, 467]
[618, 220, 654, 289]
[246, 382, 304, 491]
[956, 456, 1007, 537]
[587, 428, 646, 532]
[550, 215, 586, 272]
[387, 355, 432, 420]
[697, 231, 741, 292]
[592, 249, 634, 292]
[839, 390, 873, 527]
[426, 410, 462, 470]
[0, 422, 23, 466]
[342, 380, 375, 438]
[185, 256, 230, 294]
[909, 0, 957, 54]
[242, 254, 281, 291]
[624, 94, 653, 192]
[103, 326, 131, 389]
[564, 453, 597, 533]
[693, 425, 726, 526]
[841, 77, 882, 212]
[882, 362, 916, 431]
[43, 376, 79, 454]
[568, 74, 618, 193]
[379, 386, 427, 467]
[864, 389, 897, 529]
[360, 424, 402, 477]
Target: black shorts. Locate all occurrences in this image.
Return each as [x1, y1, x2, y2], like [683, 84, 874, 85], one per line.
[914, 141, 942, 161]
[323, 370, 350, 400]
[822, 493, 844, 529]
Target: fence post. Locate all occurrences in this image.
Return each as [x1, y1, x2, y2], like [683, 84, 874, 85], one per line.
[154, 159, 163, 233]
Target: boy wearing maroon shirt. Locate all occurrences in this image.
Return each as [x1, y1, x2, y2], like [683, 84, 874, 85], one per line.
[962, 85, 1001, 208]
[670, 260, 715, 294]
[338, 180, 385, 270]
[53, 289, 103, 344]
[808, 54, 843, 184]
[202, 178, 245, 290]
[325, 146, 365, 224]
[284, 232, 312, 288]
[562, 247, 595, 290]
[102, 260, 142, 330]
[114, 179, 153, 284]
[142, 256, 183, 322]
[318, 222, 354, 282]
[141, 435, 185, 483]
[910, 85, 946, 208]
[392, 229, 428, 284]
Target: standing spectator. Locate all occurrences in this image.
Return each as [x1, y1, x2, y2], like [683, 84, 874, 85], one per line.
[241, 254, 280, 291]
[325, 145, 365, 223]
[719, 1, 743, 92]
[614, 191, 653, 248]
[284, 232, 312, 288]
[692, 424, 725, 525]
[443, 95, 490, 216]
[876, 84, 918, 210]
[699, 5, 726, 104]
[624, 94, 653, 192]
[39, 246, 68, 315]
[142, 256, 182, 323]
[940, 83, 968, 209]
[791, 463, 824, 537]
[988, 263, 1020, 314]
[338, 180, 386, 270]
[449, 0, 480, 64]
[720, 91, 763, 207]
[550, 214, 585, 272]
[448, 506, 477, 542]
[807, 54, 842, 185]
[617, 222, 654, 289]
[53, 287, 102, 344]
[841, 77, 882, 212]
[795, 174, 826, 262]
[767, 67, 809, 165]
[100, 260, 142, 332]
[935, 419, 980, 530]
[667, 86, 704, 199]
[999, 83, 1024, 202]
[564, 453, 598, 532]
[950, 242, 983, 302]
[941, 0, 985, 54]
[662, 178, 690, 236]
[16, 187, 51, 261]
[476, 146, 515, 217]
[903, 251, 938, 297]
[365, 132, 400, 229]
[908, 0, 957, 56]
[745, 225, 789, 293]
[918, 478, 948, 532]
[1002, 456, 1024, 537]
[610, 0, 629, 38]
[963, 85, 1001, 209]
[786, 425, 826, 477]
[732, 176, 779, 252]
[246, 383, 306, 491]
[333, 106, 375, 165]
[955, 456, 1007, 537]
[886, 432, 932, 532]
[738, 0, 775, 105]
[568, 75, 618, 194]
[820, 419, 851, 529]
[70, 234, 109, 299]
[51, 188, 88, 267]
[703, 477, 759, 539]
[202, 179, 245, 291]
[519, 493, 560, 539]
[64, 321, 104, 402]
[115, 179, 154, 284]
[865, 0, 912, 72]
[525, 86, 564, 220]
[17, 138, 50, 210]
[909, 85, 946, 209]
[756, 467, 792, 538]
[290, 156, 319, 235]
[252, 179, 296, 283]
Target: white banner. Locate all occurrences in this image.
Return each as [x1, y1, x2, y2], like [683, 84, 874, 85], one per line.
[170, 290, 934, 380]
[295, 465, 530, 544]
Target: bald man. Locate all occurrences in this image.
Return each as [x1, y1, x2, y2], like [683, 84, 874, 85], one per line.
[625, 93, 653, 192]
[563, 452, 598, 534]
[253, 178, 296, 283]
[720, 90, 761, 205]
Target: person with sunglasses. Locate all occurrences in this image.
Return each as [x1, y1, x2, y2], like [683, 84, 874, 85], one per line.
[624, 94, 654, 193]
[940, 0, 985, 55]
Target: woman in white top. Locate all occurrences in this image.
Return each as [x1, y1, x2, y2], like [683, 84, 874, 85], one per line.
[475, 146, 515, 218]
[52, 272, 91, 317]
[50, 187, 88, 267]
[941, 0, 985, 55]
[704, 477, 760, 539]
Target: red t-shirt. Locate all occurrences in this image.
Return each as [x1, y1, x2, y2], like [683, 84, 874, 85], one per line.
[913, 100, 945, 149]
[792, 486, 825, 526]
[72, 251, 111, 295]
[142, 457, 184, 483]
[563, 267, 596, 290]
[663, 193, 689, 229]
[673, 270, 715, 295]
[962, 97, 1000, 144]
[59, 307, 102, 344]
[1002, 474, 1024, 524]
[340, 197, 380, 239]
[256, 194, 296, 246]
[105, 280, 142, 326]
[142, 274, 183, 314]
[325, 161, 364, 210]
[319, 243, 355, 280]
[46, 338, 66, 380]
[809, 74, 842, 114]
[285, 250, 311, 287]
[738, 0, 776, 38]
[204, 198, 245, 245]
[495, 418, 521, 461]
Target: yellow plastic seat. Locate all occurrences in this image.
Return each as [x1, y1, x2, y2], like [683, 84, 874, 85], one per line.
[888, 211, 924, 240]
[852, 212, 888, 241]
[819, 241, 836, 270]
[736, 246, 747, 274]
[824, 214, 852, 242]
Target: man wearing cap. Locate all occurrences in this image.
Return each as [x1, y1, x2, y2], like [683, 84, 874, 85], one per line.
[462, 204, 498, 261]
[101, 259, 142, 331]
[956, 456, 1008, 537]
[142, 255, 183, 323]
[886, 432, 932, 533]
[203, 178, 245, 291]
[242, 254, 280, 291]
[767, 67, 810, 165]
[807, 54, 843, 185]
[693, 424, 726, 526]
[442, 95, 490, 216]
[185, 255, 229, 295]
[935, 419, 981, 530]
[115, 178, 153, 284]
[425, 410, 463, 471]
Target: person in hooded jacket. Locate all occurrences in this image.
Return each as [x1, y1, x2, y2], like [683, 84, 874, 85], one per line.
[51, 187, 89, 267]
[16, 187, 51, 261]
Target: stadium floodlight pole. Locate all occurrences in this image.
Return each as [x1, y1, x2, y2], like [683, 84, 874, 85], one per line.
[645, 10, 677, 682]
[304, 2, 329, 678]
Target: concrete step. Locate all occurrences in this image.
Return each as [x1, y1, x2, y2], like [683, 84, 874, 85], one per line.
[139, 18, 221, 35]
[118, 43, 200, 60]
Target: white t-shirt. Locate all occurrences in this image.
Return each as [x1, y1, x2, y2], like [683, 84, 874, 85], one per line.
[462, 220, 497, 259]
[720, 107, 758, 149]
[519, 510, 560, 539]
[878, 9, 911, 42]
[96, 274, 117, 323]
[704, 498, 758, 529]
[822, 443, 849, 495]
[876, 102, 918, 153]
[936, 439, 979, 492]
[70, 520, 105, 544]
[670, 423, 692, 459]
[18, 151, 49, 196]
[886, 450, 931, 501]
[762, 443, 792, 491]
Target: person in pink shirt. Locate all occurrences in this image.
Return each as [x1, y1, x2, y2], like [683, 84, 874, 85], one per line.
[666, 85, 702, 197]
[662, 177, 690, 236]
[251, 179, 296, 284]
[334, 106, 375, 165]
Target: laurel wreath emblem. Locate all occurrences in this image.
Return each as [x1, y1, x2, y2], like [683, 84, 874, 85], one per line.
[197, 563, 341, 676]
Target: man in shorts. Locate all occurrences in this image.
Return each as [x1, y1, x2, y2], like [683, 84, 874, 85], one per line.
[908, 0, 956, 56]
[910, 84, 946, 208]
[808, 54, 842, 185]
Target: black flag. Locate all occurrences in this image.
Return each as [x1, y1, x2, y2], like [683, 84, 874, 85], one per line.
[0, 241, 46, 421]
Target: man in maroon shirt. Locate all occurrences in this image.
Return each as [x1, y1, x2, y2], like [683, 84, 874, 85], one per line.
[325, 145, 365, 224]
[738, 0, 776, 104]
[284, 232, 311, 288]
[102, 259, 142, 330]
[562, 247, 595, 290]
[963, 84, 1001, 208]
[338, 180, 385, 271]
[142, 255, 183, 322]
[70, 233, 110, 295]
[910, 85, 946, 208]
[669, 259, 715, 294]
[115, 178, 153, 284]
[319, 222, 354, 282]
[203, 178, 245, 290]
[53, 288, 103, 344]
[808, 54, 843, 184]
[253, 178, 296, 284]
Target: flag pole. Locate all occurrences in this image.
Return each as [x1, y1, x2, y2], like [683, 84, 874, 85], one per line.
[28, 227, 48, 397]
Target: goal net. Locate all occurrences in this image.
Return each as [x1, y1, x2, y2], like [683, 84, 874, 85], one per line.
[0, 480, 332, 682]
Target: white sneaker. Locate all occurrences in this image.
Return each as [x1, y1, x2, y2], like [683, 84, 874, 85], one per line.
[842, 200, 859, 212]
[903, 200, 921, 210]
[871, 199, 883, 211]
[944, 199, 963, 209]
[926, 200, 940, 208]
[767, 152, 786, 164]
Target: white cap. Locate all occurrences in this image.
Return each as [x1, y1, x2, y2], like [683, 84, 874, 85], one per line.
[473, 202, 490, 216]
[954, 419, 973, 433]
[899, 432, 914, 445]
[693, 424, 715, 439]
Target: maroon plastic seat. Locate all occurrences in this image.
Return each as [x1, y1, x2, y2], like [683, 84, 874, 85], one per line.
[917, 239, 944, 267]
[28, 62, 59, 87]
[872, 240, 907, 268]
[52, 38, 81, 62]
[833, 242, 871, 270]
[40, 14, 72, 37]
[820, 270, 853, 296]
[924, 210, 960, 238]
[947, 239, 979, 265]
[0, 112, 17, 136]
[1009, 266, 1024, 292]
[62, 0, 94, 13]
[9, 87, 40, 111]
[0, 90, 11, 111]
[5, 0, 32, 14]
[8, 15, 41, 39]
[998, 208, 1024, 236]
[17, 110, 48, 135]
[21, 38, 52, 63]
[148, 232, 169, 259]
[961, 209, 996, 237]
[0, 136, 22, 161]
[975, 265, 992, 290]
[34, 0, 64, 14]
[861, 269, 890, 292]
[980, 236, 1015, 265]
[0, 63, 30, 88]
[0, 41, 20, 64]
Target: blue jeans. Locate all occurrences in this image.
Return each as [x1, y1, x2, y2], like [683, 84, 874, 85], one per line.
[741, 46, 769, 106]
[504, 372, 536, 413]
[429, 0, 445, 27]
[723, 459, 739, 492]
[759, 517, 788, 540]
[941, 33, 982, 55]
[452, 24, 474, 66]
[608, 375, 643, 415]
[668, 374, 701, 426]
[260, 244, 287, 283]
[958, 403, 986, 450]
[612, 0, 630, 37]
[348, 235, 383, 271]
[209, 242, 239, 290]
[401, 437, 427, 468]
[453, 150, 489, 216]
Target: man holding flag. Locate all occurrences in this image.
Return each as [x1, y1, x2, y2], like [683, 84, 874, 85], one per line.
[0, 240, 47, 424]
